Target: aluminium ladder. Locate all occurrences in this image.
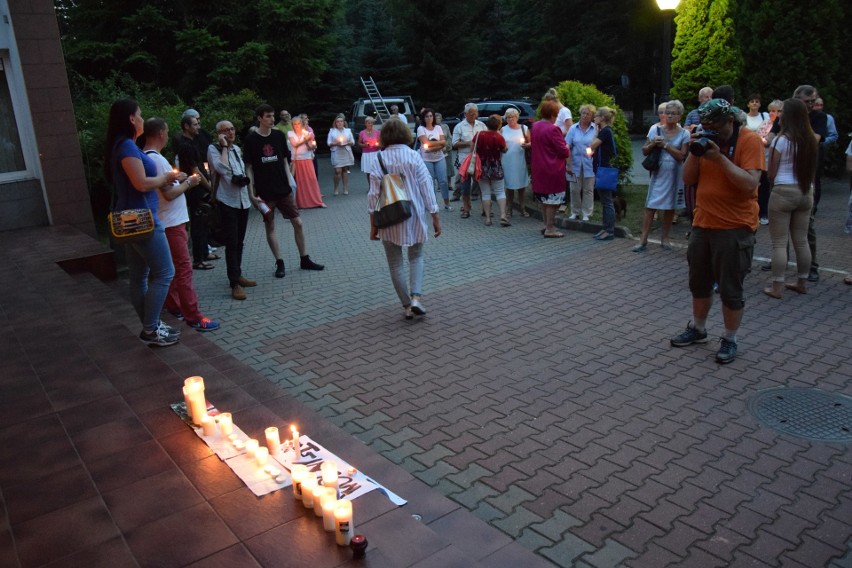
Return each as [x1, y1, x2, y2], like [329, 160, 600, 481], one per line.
[360, 76, 392, 125]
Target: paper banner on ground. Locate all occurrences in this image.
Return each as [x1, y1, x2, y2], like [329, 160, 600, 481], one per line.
[171, 401, 406, 504]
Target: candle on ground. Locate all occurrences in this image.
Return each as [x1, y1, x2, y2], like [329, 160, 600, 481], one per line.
[265, 427, 281, 455]
[255, 447, 269, 467]
[321, 495, 338, 531]
[290, 424, 300, 458]
[312, 485, 330, 517]
[301, 477, 317, 508]
[291, 464, 308, 500]
[335, 500, 354, 546]
[321, 460, 339, 495]
[245, 439, 259, 459]
[200, 416, 217, 437]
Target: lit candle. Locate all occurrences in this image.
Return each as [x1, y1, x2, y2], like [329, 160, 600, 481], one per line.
[265, 427, 281, 455]
[301, 477, 317, 508]
[334, 500, 354, 546]
[216, 412, 234, 438]
[255, 447, 269, 467]
[264, 465, 281, 477]
[291, 464, 308, 500]
[311, 485, 329, 517]
[182, 384, 207, 424]
[586, 147, 593, 157]
[290, 424, 300, 458]
[321, 495, 338, 531]
[245, 439, 259, 459]
[200, 416, 217, 437]
[321, 460, 338, 495]
[338, 136, 344, 144]
[233, 439, 245, 451]
[203, 161, 209, 171]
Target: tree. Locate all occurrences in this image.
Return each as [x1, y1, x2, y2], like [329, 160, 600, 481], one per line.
[669, 0, 742, 106]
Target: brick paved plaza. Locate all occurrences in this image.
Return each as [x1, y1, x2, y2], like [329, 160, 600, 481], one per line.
[187, 155, 852, 567]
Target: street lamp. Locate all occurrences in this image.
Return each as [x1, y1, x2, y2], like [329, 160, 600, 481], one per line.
[656, 0, 681, 103]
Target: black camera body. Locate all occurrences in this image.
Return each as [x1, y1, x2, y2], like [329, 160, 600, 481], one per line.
[231, 174, 251, 187]
[689, 130, 719, 156]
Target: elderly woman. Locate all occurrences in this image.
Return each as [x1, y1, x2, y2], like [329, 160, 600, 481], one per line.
[564, 104, 597, 221]
[327, 114, 355, 195]
[501, 107, 530, 218]
[452, 103, 486, 218]
[417, 108, 452, 211]
[473, 114, 509, 226]
[531, 99, 571, 238]
[105, 99, 181, 346]
[634, 100, 689, 251]
[589, 107, 619, 241]
[288, 117, 325, 208]
[359, 116, 381, 185]
[368, 119, 441, 320]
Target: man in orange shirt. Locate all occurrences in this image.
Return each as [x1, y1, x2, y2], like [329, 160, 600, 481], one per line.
[670, 99, 764, 364]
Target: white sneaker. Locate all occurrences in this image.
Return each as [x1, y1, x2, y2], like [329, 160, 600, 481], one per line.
[410, 297, 426, 315]
[759, 217, 769, 225]
[582, 216, 590, 221]
[567, 214, 578, 220]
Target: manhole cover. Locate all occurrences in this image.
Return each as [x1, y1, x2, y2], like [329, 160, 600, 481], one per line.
[748, 388, 852, 443]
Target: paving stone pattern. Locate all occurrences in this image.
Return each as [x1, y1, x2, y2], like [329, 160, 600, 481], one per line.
[191, 156, 852, 567]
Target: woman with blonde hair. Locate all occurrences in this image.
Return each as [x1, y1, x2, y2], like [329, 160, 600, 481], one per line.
[564, 104, 597, 221]
[763, 98, 818, 298]
[589, 107, 618, 241]
[288, 117, 325, 208]
[501, 107, 530, 218]
[327, 114, 355, 195]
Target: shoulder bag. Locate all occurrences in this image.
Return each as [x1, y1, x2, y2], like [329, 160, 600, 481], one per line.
[108, 143, 154, 244]
[459, 129, 482, 182]
[372, 152, 413, 229]
[642, 126, 663, 172]
[594, 129, 619, 191]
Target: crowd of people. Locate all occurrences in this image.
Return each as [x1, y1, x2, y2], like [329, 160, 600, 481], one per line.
[106, 82, 847, 363]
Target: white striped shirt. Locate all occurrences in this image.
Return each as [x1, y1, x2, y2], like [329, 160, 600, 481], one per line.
[367, 145, 439, 246]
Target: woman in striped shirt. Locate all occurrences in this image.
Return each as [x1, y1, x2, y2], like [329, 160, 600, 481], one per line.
[368, 118, 442, 320]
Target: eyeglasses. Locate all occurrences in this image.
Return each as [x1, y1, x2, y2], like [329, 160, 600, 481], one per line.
[664, 112, 680, 116]
[218, 127, 235, 133]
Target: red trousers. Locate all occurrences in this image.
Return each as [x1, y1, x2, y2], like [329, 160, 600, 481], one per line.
[164, 224, 202, 322]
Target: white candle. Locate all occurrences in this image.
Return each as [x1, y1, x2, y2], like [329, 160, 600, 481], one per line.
[312, 485, 330, 517]
[233, 440, 245, 451]
[265, 465, 281, 477]
[200, 416, 217, 436]
[245, 439, 259, 459]
[321, 461, 338, 495]
[321, 495, 338, 531]
[265, 427, 281, 455]
[301, 477, 317, 508]
[291, 464, 308, 500]
[182, 385, 207, 424]
[586, 147, 593, 157]
[203, 161, 209, 171]
[290, 424, 300, 458]
[334, 500, 354, 546]
[255, 447, 269, 466]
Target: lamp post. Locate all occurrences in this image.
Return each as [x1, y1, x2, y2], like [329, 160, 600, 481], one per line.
[656, 0, 681, 103]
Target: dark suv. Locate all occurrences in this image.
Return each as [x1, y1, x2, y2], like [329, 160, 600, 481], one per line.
[449, 100, 537, 129]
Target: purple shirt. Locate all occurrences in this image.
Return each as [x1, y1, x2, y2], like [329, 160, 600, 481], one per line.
[530, 120, 570, 195]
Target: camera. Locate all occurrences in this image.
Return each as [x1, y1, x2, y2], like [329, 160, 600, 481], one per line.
[689, 130, 719, 156]
[231, 174, 251, 187]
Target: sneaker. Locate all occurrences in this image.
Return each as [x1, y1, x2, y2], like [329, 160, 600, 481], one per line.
[716, 338, 737, 364]
[759, 217, 769, 225]
[232, 285, 247, 300]
[237, 276, 257, 287]
[807, 269, 819, 282]
[567, 214, 578, 220]
[443, 205, 454, 211]
[761, 263, 772, 272]
[632, 243, 647, 253]
[300, 255, 324, 271]
[158, 320, 181, 336]
[582, 216, 590, 221]
[167, 310, 184, 321]
[410, 297, 426, 316]
[140, 327, 179, 347]
[670, 323, 708, 347]
[275, 260, 286, 278]
[187, 317, 220, 332]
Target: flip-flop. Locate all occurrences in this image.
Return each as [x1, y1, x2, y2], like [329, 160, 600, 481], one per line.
[193, 262, 215, 270]
[205, 254, 221, 261]
[543, 232, 564, 238]
[500, 218, 511, 227]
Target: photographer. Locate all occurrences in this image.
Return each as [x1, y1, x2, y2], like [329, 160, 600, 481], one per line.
[208, 120, 256, 301]
[670, 99, 764, 364]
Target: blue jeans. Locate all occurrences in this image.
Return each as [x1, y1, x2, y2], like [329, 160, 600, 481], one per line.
[382, 241, 424, 306]
[126, 225, 175, 332]
[423, 159, 449, 202]
[598, 190, 615, 233]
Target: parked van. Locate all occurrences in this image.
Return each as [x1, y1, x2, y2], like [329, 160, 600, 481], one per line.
[349, 96, 417, 143]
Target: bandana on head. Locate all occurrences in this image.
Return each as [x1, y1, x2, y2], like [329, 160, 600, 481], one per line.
[698, 99, 732, 123]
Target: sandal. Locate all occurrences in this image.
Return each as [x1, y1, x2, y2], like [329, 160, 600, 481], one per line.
[500, 217, 511, 227]
[784, 283, 807, 294]
[205, 254, 220, 261]
[193, 262, 215, 270]
[543, 232, 564, 238]
[485, 218, 492, 226]
[521, 210, 531, 218]
[460, 211, 470, 219]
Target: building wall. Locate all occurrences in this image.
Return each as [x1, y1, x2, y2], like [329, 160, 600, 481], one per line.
[1, 0, 94, 236]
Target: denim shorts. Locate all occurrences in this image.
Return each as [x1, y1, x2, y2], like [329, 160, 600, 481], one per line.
[687, 226, 755, 310]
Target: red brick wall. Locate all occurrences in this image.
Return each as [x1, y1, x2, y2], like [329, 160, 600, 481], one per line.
[8, 0, 95, 236]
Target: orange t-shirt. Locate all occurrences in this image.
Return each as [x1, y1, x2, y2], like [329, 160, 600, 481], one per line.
[692, 126, 765, 232]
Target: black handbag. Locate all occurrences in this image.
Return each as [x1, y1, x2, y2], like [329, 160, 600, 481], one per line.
[373, 152, 412, 229]
[642, 126, 663, 172]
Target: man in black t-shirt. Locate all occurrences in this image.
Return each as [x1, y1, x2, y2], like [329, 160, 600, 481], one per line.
[244, 104, 324, 278]
[177, 114, 216, 269]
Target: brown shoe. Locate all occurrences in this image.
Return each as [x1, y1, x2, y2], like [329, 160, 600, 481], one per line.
[231, 285, 246, 300]
[237, 276, 257, 287]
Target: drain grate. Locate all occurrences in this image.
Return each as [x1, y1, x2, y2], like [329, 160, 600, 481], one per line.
[748, 388, 852, 443]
